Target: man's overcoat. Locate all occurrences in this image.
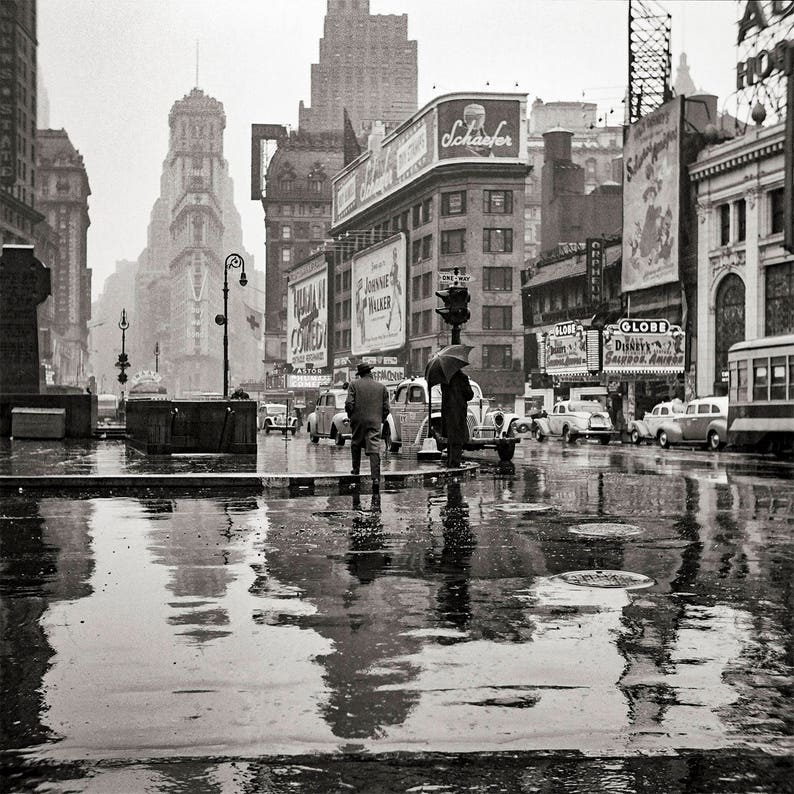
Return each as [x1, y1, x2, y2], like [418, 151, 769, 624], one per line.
[345, 375, 390, 452]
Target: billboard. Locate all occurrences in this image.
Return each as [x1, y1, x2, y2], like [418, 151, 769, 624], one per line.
[544, 322, 590, 376]
[286, 254, 328, 369]
[602, 319, 685, 374]
[0, 2, 16, 186]
[351, 234, 407, 357]
[332, 93, 526, 226]
[622, 96, 683, 292]
[437, 98, 521, 160]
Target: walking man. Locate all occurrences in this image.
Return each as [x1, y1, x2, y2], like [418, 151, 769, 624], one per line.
[441, 369, 473, 468]
[345, 362, 390, 488]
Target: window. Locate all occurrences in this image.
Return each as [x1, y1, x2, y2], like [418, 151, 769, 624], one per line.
[719, 204, 730, 245]
[770, 357, 786, 400]
[411, 311, 421, 334]
[441, 191, 466, 215]
[770, 188, 785, 234]
[412, 203, 421, 227]
[483, 228, 513, 253]
[412, 238, 422, 264]
[484, 190, 513, 214]
[311, 224, 322, 239]
[282, 248, 291, 264]
[483, 267, 512, 291]
[422, 197, 433, 223]
[765, 262, 794, 336]
[736, 199, 746, 242]
[482, 345, 512, 369]
[422, 235, 432, 261]
[753, 358, 768, 401]
[412, 275, 421, 301]
[441, 229, 466, 254]
[482, 305, 512, 330]
[697, 404, 711, 414]
[281, 225, 291, 240]
[421, 271, 433, 298]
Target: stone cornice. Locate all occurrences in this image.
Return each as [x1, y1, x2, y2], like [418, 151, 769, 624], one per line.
[690, 126, 785, 182]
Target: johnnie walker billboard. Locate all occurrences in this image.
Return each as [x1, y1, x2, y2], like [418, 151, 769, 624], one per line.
[622, 96, 684, 292]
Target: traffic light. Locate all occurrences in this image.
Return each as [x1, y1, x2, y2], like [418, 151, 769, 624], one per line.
[115, 352, 130, 384]
[435, 288, 453, 324]
[448, 285, 470, 326]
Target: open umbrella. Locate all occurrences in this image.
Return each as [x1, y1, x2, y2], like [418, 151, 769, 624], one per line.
[424, 344, 473, 387]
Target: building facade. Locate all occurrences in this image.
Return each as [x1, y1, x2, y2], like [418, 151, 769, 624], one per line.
[690, 120, 792, 396]
[298, 0, 417, 138]
[134, 88, 261, 397]
[35, 129, 91, 388]
[322, 93, 529, 406]
[0, 0, 42, 247]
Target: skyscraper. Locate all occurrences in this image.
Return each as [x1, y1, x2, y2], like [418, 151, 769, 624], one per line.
[256, 0, 417, 367]
[135, 88, 261, 397]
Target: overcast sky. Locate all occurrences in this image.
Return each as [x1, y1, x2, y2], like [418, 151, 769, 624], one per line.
[38, 0, 741, 300]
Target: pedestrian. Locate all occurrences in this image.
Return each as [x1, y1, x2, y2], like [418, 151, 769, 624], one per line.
[441, 369, 473, 468]
[345, 362, 390, 489]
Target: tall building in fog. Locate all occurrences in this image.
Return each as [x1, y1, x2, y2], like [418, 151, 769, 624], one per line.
[298, 0, 417, 138]
[35, 130, 92, 387]
[255, 0, 418, 366]
[136, 87, 261, 396]
[0, 0, 42, 245]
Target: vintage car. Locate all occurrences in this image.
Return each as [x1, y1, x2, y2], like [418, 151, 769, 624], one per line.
[655, 395, 729, 451]
[533, 399, 616, 444]
[258, 402, 298, 435]
[383, 377, 519, 461]
[481, 408, 536, 438]
[306, 387, 351, 445]
[626, 399, 687, 445]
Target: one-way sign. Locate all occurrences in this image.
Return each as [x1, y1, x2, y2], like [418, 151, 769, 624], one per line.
[439, 272, 473, 283]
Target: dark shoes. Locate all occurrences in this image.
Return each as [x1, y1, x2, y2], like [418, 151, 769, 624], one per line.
[351, 469, 360, 476]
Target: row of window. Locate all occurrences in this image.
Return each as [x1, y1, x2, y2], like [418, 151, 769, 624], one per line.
[280, 223, 326, 240]
[407, 345, 514, 373]
[731, 355, 794, 402]
[717, 188, 786, 246]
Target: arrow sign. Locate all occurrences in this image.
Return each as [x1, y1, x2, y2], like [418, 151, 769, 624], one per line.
[439, 272, 473, 283]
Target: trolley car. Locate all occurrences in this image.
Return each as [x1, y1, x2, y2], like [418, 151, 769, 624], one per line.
[727, 334, 794, 456]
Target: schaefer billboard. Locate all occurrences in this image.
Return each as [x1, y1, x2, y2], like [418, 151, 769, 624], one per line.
[332, 93, 526, 226]
[602, 318, 685, 374]
[351, 234, 406, 357]
[437, 98, 521, 160]
[622, 96, 683, 292]
[287, 254, 328, 369]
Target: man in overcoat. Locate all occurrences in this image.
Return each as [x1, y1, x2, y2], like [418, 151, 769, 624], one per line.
[345, 362, 390, 487]
[441, 369, 473, 468]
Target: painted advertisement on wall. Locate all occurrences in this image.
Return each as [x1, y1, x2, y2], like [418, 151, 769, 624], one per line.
[437, 98, 522, 160]
[622, 96, 683, 291]
[602, 318, 685, 373]
[544, 322, 590, 376]
[286, 254, 328, 369]
[351, 234, 406, 357]
[332, 112, 435, 225]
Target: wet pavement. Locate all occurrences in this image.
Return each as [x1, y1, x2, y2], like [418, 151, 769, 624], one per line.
[1, 434, 793, 792]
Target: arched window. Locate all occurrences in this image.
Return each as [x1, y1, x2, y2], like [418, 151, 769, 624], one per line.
[715, 273, 745, 384]
[308, 163, 326, 193]
[279, 163, 296, 193]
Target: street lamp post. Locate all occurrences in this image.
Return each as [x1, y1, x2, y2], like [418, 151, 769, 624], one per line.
[215, 253, 247, 398]
[154, 340, 160, 373]
[116, 308, 130, 417]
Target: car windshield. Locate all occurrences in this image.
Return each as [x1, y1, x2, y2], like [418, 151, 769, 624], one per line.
[569, 401, 602, 414]
[266, 404, 286, 415]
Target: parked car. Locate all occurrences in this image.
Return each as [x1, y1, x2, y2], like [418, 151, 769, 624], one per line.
[306, 387, 351, 445]
[384, 377, 519, 461]
[655, 395, 729, 451]
[533, 399, 616, 444]
[258, 402, 298, 435]
[480, 408, 536, 438]
[626, 399, 687, 445]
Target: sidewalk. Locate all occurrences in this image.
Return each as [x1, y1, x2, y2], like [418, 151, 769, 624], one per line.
[0, 433, 476, 494]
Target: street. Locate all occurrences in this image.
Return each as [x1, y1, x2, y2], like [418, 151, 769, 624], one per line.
[1, 437, 792, 792]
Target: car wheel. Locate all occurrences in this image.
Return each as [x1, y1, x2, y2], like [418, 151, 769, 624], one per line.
[291, 428, 296, 436]
[598, 436, 610, 445]
[265, 426, 270, 435]
[310, 428, 319, 443]
[535, 429, 545, 442]
[335, 432, 345, 446]
[497, 442, 515, 461]
[707, 430, 724, 451]
[562, 425, 572, 443]
[658, 430, 670, 449]
[506, 421, 518, 438]
[630, 428, 641, 445]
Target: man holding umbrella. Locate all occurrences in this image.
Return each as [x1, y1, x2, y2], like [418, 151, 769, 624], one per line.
[425, 345, 474, 468]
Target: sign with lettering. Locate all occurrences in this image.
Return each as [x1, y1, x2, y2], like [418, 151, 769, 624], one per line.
[602, 321, 685, 373]
[286, 253, 328, 369]
[437, 98, 521, 160]
[439, 271, 473, 283]
[544, 323, 589, 375]
[622, 97, 683, 292]
[351, 234, 406, 356]
[287, 373, 332, 389]
[0, 4, 17, 186]
[586, 238, 604, 303]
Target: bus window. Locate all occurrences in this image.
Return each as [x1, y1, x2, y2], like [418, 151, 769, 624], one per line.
[752, 359, 768, 401]
[790, 357, 794, 401]
[770, 357, 786, 400]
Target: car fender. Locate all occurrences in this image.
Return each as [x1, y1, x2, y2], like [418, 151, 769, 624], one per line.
[332, 411, 351, 437]
[534, 416, 552, 436]
[707, 418, 728, 437]
[385, 413, 399, 442]
[627, 419, 650, 438]
[657, 419, 683, 442]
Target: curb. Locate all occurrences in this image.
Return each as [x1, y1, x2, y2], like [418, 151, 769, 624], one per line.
[0, 464, 479, 497]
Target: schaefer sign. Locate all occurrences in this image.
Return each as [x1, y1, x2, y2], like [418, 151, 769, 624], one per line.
[352, 234, 406, 357]
[544, 322, 589, 376]
[332, 93, 526, 226]
[286, 254, 328, 369]
[602, 318, 685, 373]
[622, 96, 683, 292]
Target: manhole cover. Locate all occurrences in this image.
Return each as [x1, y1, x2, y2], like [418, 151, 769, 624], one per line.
[556, 570, 655, 589]
[494, 502, 553, 514]
[569, 522, 643, 538]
